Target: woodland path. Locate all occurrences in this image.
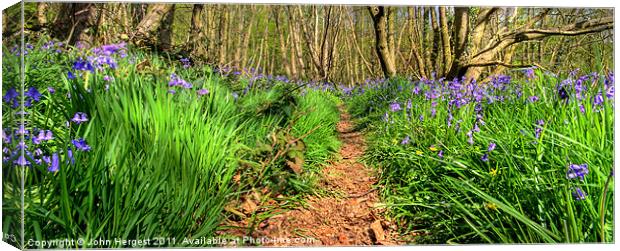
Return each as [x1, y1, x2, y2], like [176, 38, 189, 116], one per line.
[219, 108, 401, 246]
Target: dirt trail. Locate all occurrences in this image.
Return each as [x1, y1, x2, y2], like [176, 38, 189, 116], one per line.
[218, 108, 401, 246]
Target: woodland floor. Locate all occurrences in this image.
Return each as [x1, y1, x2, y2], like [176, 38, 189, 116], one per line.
[217, 108, 402, 246]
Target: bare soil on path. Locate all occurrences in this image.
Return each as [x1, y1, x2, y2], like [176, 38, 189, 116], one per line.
[218, 108, 401, 246]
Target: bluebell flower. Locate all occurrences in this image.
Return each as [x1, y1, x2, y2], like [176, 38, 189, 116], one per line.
[528, 96, 539, 103]
[197, 89, 209, 96]
[3, 88, 19, 103]
[567, 163, 589, 180]
[488, 142, 496, 152]
[42, 155, 51, 165]
[14, 155, 30, 166]
[467, 130, 474, 145]
[437, 150, 444, 159]
[73, 58, 94, 72]
[72, 138, 92, 151]
[572, 187, 587, 201]
[400, 135, 410, 145]
[67, 148, 74, 165]
[389, 102, 402, 112]
[48, 153, 59, 172]
[15, 125, 29, 135]
[25, 87, 42, 102]
[71, 112, 89, 124]
[481, 153, 489, 162]
[593, 92, 604, 107]
[68, 71, 76, 79]
[2, 129, 11, 144]
[47, 87, 55, 94]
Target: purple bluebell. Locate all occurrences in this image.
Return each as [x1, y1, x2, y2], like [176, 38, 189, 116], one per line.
[606, 86, 614, 99]
[467, 130, 474, 145]
[68, 71, 76, 79]
[534, 120, 545, 137]
[572, 187, 587, 201]
[47, 87, 55, 94]
[472, 123, 480, 133]
[567, 163, 589, 180]
[71, 112, 89, 124]
[2, 130, 10, 144]
[15, 125, 29, 135]
[3, 88, 19, 103]
[593, 92, 604, 107]
[579, 104, 586, 114]
[24, 87, 41, 102]
[180, 58, 191, 68]
[17, 140, 28, 150]
[73, 58, 94, 72]
[389, 102, 402, 112]
[488, 142, 496, 152]
[481, 153, 489, 162]
[48, 153, 59, 172]
[197, 89, 209, 96]
[524, 67, 535, 79]
[438, 150, 444, 159]
[14, 155, 30, 166]
[412, 86, 421, 95]
[528, 96, 539, 103]
[400, 135, 410, 145]
[42, 155, 51, 164]
[67, 148, 74, 165]
[72, 138, 92, 151]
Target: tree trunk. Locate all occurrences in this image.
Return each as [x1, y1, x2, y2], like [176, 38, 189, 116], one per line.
[188, 4, 205, 57]
[133, 4, 174, 48]
[368, 6, 396, 78]
[218, 5, 229, 66]
[36, 3, 48, 28]
[158, 4, 175, 51]
[446, 7, 470, 79]
[438, 7, 452, 77]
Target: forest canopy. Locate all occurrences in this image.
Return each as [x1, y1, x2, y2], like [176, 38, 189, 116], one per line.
[2, 3, 614, 85]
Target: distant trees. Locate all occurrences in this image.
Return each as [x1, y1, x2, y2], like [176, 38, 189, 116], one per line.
[4, 3, 614, 83]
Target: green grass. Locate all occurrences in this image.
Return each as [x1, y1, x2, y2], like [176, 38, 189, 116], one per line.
[348, 72, 614, 244]
[2, 39, 342, 248]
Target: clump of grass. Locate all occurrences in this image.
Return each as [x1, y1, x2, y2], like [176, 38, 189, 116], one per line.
[348, 70, 614, 243]
[2, 39, 343, 248]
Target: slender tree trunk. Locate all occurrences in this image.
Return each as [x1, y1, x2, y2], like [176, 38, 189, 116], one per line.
[275, 7, 292, 76]
[218, 5, 229, 66]
[438, 7, 452, 77]
[36, 3, 48, 28]
[188, 4, 205, 57]
[368, 6, 396, 78]
[133, 4, 174, 48]
[430, 7, 440, 74]
[158, 4, 175, 51]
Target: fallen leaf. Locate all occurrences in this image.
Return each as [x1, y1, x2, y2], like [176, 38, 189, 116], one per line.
[370, 220, 386, 244]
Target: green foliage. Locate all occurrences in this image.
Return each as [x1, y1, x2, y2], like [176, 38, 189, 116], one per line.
[2, 39, 341, 248]
[349, 71, 614, 244]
